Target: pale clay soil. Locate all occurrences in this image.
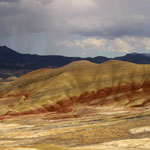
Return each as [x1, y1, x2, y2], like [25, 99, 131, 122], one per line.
[0, 107, 150, 150]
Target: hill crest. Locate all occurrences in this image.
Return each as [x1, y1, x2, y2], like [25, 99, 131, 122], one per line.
[0, 60, 150, 118]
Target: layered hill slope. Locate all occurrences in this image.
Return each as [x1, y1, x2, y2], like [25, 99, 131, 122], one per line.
[0, 60, 150, 117]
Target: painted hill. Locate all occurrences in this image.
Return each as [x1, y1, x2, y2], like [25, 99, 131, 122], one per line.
[0, 60, 150, 118]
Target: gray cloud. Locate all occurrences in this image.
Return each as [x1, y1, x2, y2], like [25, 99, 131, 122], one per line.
[60, 0, 150, 38]
[0, 0, 19, 3]
[0, 0, 50, 36]
[1, 0, 150, 37]
[1, 0, 150, 56]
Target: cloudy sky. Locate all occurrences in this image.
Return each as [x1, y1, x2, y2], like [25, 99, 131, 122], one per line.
[1, 0, 150, 57]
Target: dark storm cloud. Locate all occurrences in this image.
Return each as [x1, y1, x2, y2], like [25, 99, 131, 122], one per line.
[0, 0, 50, 37]
[75, 19, 150, 38]
[1, 0, 150, 38]
[0, 0, 19, 3]
[64, 0, 150, 38]
[1, 0, 150, 56]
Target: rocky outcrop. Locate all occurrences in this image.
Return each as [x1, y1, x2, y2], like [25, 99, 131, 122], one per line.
[1, 60, 150, 117]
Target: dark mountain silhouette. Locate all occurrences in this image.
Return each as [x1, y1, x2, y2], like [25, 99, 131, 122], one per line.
[1, 46, 150, 78]
[114, 53, 150, 64]
[0, 46, 110, 69]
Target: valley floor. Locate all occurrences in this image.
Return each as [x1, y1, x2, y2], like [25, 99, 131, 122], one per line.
[0, 106, 150, 150]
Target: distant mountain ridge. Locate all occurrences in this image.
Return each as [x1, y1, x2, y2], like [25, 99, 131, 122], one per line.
[0, 46, 110, 69]
[1, 45, 150, 78]
[115, 53, 150, 64]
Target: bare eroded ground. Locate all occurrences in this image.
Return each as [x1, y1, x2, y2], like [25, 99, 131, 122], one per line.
[0, 106, 150, 150]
